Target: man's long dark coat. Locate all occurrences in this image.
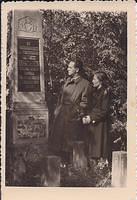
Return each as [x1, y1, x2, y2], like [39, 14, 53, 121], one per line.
[49, 76, 89, 154]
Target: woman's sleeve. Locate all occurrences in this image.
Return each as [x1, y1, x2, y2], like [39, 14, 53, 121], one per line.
[89, 89, 110, 123]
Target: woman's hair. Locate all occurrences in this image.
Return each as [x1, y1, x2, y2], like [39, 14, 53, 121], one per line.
[94, 71, 109, 87]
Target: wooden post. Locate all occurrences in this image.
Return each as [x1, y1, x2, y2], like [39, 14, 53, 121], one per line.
[73, 141, 87, 169]
[42, 156, 61, 187]
[111, 151, 127, 187]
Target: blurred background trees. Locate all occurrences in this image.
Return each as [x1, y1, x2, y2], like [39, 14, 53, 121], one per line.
[42, 10, 127, 151]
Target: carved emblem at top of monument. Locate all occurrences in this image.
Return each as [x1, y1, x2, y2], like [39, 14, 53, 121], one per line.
[18, 16, 38, 33]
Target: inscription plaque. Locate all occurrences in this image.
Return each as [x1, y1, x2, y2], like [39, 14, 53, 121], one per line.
[18, 38, 41, 92]
[17, 115, 47, 139]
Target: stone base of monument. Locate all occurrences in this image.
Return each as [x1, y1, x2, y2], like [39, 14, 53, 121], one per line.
[72, 141, 87, 170]
[41, 155, 61, 187]
[111, 151, 127, 187]
[12, 103, 48, 145]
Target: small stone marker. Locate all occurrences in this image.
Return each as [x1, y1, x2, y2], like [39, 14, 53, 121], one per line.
[43, 156, 61, 187]
[112, 151, 127, 187]
[73, 141, 87, 169]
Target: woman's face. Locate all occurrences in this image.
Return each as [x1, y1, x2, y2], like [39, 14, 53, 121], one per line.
[92, 74, 102, 88]
[67, 61, 78, 76]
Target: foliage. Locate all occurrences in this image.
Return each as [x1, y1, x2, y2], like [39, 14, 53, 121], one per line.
[9, 145, 111, 187]
[42, 10, 127, 150]
[61, 160, 111, 187]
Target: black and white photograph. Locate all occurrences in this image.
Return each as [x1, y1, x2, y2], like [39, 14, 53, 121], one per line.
[1, 1, 136, 197]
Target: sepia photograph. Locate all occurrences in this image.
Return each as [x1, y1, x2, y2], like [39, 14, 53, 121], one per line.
[1, 1, 136, 200]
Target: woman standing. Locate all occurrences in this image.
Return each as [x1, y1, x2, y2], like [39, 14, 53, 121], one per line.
[83, 72, 111, 164]
[49, 60, 89, 166]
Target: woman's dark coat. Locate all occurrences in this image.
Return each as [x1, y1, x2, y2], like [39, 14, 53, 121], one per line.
[49, 76, 89, 154]
[86, 86, 111, 159]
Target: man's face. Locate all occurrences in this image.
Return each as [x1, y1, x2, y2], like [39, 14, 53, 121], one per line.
[67, 61, 78, 76]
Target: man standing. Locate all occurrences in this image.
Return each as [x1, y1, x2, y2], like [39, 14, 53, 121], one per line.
[49, 59, 89, 166]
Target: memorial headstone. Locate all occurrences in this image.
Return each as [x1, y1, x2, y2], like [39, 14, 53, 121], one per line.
[43, 156, 61, 187]
[10, 10, 48, 144]
[111, 151, 127, 187]
[73, 141, 87, 169]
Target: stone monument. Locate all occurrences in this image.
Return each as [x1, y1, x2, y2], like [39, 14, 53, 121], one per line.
[73, 141, 87, 169]
[7, 10, 49, 186]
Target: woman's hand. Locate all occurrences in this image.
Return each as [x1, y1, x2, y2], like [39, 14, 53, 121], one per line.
[82, 115, 91, 124]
